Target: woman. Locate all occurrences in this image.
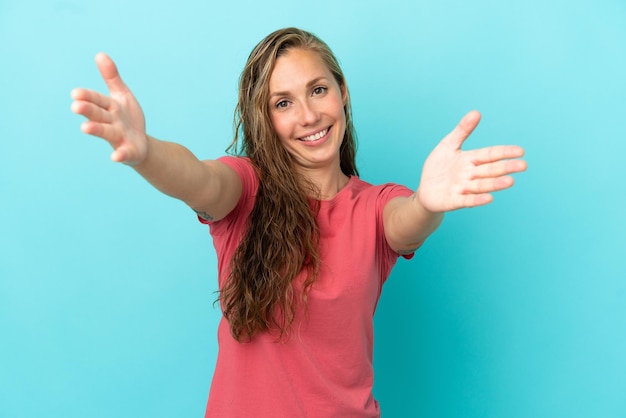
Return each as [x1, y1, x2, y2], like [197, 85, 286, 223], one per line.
[71, 28, 526, 418]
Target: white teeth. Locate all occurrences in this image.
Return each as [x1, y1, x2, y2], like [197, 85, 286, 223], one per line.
[300, 128, 328, 142]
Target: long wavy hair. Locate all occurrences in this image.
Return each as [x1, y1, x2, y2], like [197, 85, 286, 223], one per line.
[222, 28, 358, 341]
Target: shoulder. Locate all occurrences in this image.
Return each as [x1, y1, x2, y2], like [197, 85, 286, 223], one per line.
[330, 177, 413, 225]
[217, 156, 255, 178]
[202, 156, 257, 233]
[216, 156, 258, 195]
[347, 177, 413, 204]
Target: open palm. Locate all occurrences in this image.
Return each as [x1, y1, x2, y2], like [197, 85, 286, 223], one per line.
[71, 53, 147, 165]
[417, 111, 527, 212]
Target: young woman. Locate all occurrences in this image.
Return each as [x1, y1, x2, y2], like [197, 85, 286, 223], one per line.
[71, 28, 526, 417]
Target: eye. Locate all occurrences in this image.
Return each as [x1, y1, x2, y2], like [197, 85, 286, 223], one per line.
[312, 86, 327, 96]
[275, 100, 290, 109]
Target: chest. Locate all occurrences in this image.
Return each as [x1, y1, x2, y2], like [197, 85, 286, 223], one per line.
[303, 202, 386, 319]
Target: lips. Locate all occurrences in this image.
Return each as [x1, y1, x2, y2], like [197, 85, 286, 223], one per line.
[298, 127, 330, 142]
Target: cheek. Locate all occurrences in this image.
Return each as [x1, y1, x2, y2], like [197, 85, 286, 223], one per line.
[332, 96, 347, 121]
[270, 113, 292, 140]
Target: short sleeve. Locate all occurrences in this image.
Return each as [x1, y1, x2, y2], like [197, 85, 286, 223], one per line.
[197, 156, 258, 236]
[375, 183, 416, 275]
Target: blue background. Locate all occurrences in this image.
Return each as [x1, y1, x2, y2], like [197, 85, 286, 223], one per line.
[1, 0, 625, 417]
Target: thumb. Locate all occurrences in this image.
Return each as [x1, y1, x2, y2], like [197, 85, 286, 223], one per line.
[441, 110, 482, 150]
[95, 52, 130, 94]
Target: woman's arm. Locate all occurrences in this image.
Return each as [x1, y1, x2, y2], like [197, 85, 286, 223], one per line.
[71, 53, 241, 221]
[384, 111, 527, 253]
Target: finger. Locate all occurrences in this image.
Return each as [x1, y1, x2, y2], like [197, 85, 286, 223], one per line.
[71, 100, 113, 123]
[71, 88, 112, 109]
[470, 145, 525, 165]
[80, 121, 122, 145]
[80, 122, 133, 163]
[111, 147, 131, 163]
[441, 110, 482, 150]
[472, 159, 527, 179]
[464, 176, 515, 194]
[456, 193, 493, 208]
[95, 53, 130, 94]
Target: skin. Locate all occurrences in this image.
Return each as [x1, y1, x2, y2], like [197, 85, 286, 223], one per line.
[268, 48, 349, 199]
[383, 110, 527, 252]
[71, 53, 242, 222]
[70, 51, 527, 253]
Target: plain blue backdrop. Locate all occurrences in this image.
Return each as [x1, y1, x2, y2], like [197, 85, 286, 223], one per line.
[1, 0, 625, 417]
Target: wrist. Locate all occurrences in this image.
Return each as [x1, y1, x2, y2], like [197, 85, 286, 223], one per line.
[413, 189, 444, 217]
[128, 134, 153, 169]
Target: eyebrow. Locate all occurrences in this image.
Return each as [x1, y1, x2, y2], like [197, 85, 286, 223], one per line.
[269, 77, 329, 99]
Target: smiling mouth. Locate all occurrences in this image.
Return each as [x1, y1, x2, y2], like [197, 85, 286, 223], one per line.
[298, 127, 330, 142]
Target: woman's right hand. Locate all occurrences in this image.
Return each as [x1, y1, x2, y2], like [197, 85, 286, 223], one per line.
[71, 53, 148, 166]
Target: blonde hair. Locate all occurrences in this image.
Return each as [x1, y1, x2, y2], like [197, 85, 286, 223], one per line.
[222, 27, 358, 341]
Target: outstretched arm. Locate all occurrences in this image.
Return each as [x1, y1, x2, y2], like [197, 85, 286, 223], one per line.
[71, 53, 241, 221]
[384, 110, 527, 253]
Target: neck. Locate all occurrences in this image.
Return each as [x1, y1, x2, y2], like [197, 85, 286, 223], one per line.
[298, 164, 350, 200]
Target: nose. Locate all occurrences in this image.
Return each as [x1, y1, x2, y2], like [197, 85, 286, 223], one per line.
[298, 100, 320, 126]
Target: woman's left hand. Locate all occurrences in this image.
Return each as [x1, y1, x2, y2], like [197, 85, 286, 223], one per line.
[417, 110, 527, 213]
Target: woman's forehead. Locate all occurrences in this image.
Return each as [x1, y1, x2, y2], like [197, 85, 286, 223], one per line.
[269, 49, 334, 95]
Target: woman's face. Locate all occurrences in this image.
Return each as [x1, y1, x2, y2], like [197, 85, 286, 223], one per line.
[268, 48, 347, 173]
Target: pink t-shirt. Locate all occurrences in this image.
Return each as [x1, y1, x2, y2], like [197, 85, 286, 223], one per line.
[201, 156, 414, 418]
